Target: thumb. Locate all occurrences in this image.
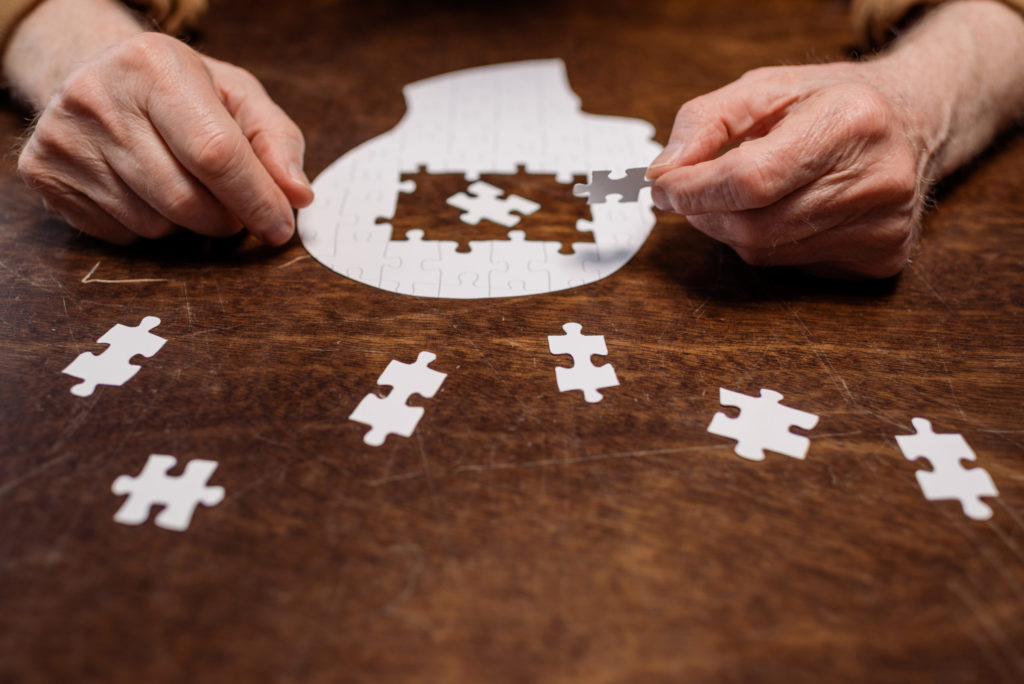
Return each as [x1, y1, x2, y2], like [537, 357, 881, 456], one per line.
[647, 71, 798, 179]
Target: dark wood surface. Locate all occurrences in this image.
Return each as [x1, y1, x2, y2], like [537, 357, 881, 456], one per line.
[2, 1, 1023, 681]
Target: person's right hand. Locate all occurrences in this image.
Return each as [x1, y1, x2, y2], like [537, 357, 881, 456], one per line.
[17, 32, 314, 245]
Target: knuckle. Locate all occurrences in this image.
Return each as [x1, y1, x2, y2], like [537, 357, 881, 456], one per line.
[53, 69, 115, 122]
[728, 157, 774, 208]
[161, 185, 206, 222]
[113, 32, 182, 74]
[675, 96, 718, 128]
[191, 128, 244, 180]
[831, 84, 894, 140]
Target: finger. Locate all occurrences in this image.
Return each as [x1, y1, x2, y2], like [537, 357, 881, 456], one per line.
[723, 214, 915, 279]
[652, 96, 853, 215]
[683, 142, 918, 250]
[146, 59, 296, 245]
[43, 190, 138, 245]
[102, 119, 243, 238]
[206, 58, 314, 209]
[88, 172, 178, 240]
[648, 69, 801, 177]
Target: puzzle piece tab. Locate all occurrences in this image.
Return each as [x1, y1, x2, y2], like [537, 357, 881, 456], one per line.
[62, 316, 166, 397]
[895, 418, 998, 521]
[111, 454, 224, 532]
[349, 351, 447, 446]
[573, 167, 652, 204]
[548, 322, 619, 403]
[446, 180, 540, 227]
[707, 388, 819, 461]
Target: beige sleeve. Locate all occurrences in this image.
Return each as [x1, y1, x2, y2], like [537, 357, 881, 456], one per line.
[0, 0, 44, 56]
[852, 0, 1024, 43]
[1, 0, 207, 59]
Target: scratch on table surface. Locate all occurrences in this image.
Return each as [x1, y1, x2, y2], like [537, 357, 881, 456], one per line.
[0, 451, 74, 499]
[910, 261, 955, 314]
[947, 578, 1024, 679]
[381, 543, 425, 613]
[941, 359, 968, 421]
[81, 261, 169, 284]
[453, 444, 711, 473]
[779, 301, 855, 404]
[368, 471, 425, 486]
[277, 254, 310, 269]
[944, 504, 1024, 607]
[989, 515, 1024, 568]
[182, 282, 194, 333]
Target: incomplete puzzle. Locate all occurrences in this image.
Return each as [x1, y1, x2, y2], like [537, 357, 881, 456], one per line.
[708, 388, 820, 461]
[111, 454, 224, 532]
[548, 322, 619, 403]
[895, 418, 998, 520]
[573, 168, 653, 204]
[62, 316, 166, 397]
[349, 351, 447, 446]
[297, 59, 662, 299]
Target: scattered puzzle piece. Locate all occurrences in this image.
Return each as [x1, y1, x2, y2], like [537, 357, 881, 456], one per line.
[573, 167, 652, 204]
[446, 180, 541, 227]
[111, 454, 224, 532]
[707, 388, 819, 461]
[548, 322, 619, 403]
[62, 316, 166, 397]
[895, 418, 998, 521]
[349, 351, 447, 446]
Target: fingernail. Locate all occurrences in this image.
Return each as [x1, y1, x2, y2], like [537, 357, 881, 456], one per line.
[268, 219, 294, 245]
[652, 185, 671, 212]
[648, 142, 685, 172]
[290, 162, 312, 190]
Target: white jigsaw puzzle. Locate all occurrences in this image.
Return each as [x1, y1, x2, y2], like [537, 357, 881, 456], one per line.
[297, 59, 661, 300]
[349, 351, 447, 446]
[62, 316, 166, 397]
[573, 167, 653, 204]
[707, 388, 820, 461]
[446, 180, 540, 227]
[111, 454, 224, 532]
[548, 322, 619, 403]
[895, 417, 999, 521]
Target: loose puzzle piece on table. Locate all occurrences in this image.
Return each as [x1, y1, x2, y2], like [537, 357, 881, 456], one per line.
[446, 180, 540, 227]
[707, 388, 819, 461]
[573, 168, 652, 204]
[111, 454, 224, 532]
[349, 351, 447, 446]
[62, 316, 166, 397]
[297, 59, 662, 300]
[895, 418, 998, 521]
[548, 322, 619, 403]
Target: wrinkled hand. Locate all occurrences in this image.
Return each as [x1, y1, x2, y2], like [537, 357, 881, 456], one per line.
[647, 63, 928, 279]
[18, 32, 314, 245]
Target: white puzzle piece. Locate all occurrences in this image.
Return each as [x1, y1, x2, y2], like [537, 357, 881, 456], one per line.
[446, 180, 540, 227]
[62, 316, 166, 397]
[548, 322, 619, 403]
[298, 59, 662, 299]
[895, 418, 998, 521]
[111, 454, 224, 532]
[708, 388, 819, 461]
[573, 168, 653, 204]
[349, 351, 447, 446]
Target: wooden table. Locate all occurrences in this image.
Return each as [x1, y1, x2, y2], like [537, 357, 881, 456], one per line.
[2, 0, 1022, 681]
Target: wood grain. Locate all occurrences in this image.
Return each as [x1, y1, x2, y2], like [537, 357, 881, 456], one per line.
[0, 1, 1022, 682]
